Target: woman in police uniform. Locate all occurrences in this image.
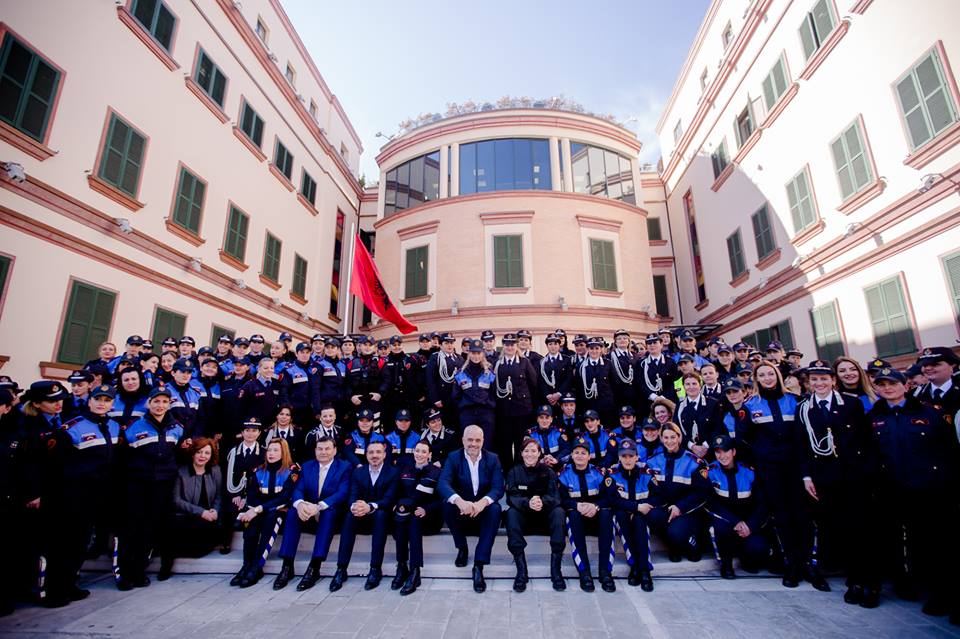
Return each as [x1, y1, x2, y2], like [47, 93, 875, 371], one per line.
[392, 440, 442, 595]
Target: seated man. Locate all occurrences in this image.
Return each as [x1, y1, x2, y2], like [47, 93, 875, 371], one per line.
[438, 425, 505, 593]
[273, 436, 352, 591]
[329, 440, 399, 591]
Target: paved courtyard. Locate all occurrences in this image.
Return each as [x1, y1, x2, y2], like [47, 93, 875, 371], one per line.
[1, 573, 957, 638]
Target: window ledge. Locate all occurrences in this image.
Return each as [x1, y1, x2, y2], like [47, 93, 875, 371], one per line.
[218, 249, 248, 272]
[289, 291, 307, 305]
[232, 126, 266, 162]
[184, 77, 229, 124]
[259, 273, 281, 290]
[760, 83, 799, 130]
[401, 294, 432, 304]
[269, 164, 295, 192]
[732, 129, 762, 165]
[903, 121, 960, 170]
[328, 312, 341, 324]
[850, 0, 874, 13]
[710, 163, 735, 192]
[297, 193, 319, 216]
[116, 5, 179, 71]
[837, 179, 885, 215]
[755, 248, 782, 271]
[490, 287, 530, 295]
[729, 270, 750, 288]
[588, 288, 623, 298]
[649, 239, 668, 247]
[791, 218, 825, 246]
[0, 120, 56, 161]
[38, 361, 79, 380]
[799, 20, 850, 81]
[0, 355, 8, 370]
[87, 174, 144, 212]
[165, 218, 205, 246]
[694, 298, 710, 311]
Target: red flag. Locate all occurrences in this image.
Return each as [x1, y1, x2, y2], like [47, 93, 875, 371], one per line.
[349, 234, 418, 334]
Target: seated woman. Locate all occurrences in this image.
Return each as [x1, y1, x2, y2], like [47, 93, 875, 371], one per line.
[392, 440, 442, 595]
[233, 438, 300, 588]
[637, 418, 664, 463]
[161, 438, 222, 580]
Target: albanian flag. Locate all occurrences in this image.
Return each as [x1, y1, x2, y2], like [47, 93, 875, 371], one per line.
[349, 234, 418, 334]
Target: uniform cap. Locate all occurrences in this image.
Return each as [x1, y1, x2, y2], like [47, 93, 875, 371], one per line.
[583, 409, 600, 420]
[148, 386, 172, 400]
[172, 358, 195, 372]
[295, 342, 311, 352]
[560, 393, 577, 404]
[426, 409, 442, 422]
[377, 339, 389, 349]
[480, 330, 495, 341]
[722, 378, 744, 391]
[179, 336, 196, 346]
[679, 329, 695, 340]
[390, 335, 404, 345]
[126, 335, 144, 346]
[717, 343, 733, 354]
[614, 329, 630, 338]
[517, 329, 532, 339]
[866, 358, 891, 372]
[90, 384, 116, 399]
[278, 332, 293, 342]
[554, 329, 566, 337]
[218, 335, 234, 344]
[734, 362, 754, 375]
[618, 438, 638, 456]
[357, 408, 375, 421]
[786, 349, 803, 358]
[619, 405, 636, 417]
[765, 341, 783, 352]
[234, 356, 251, 366]
[234, 337, 250, 346]
[873, 367, 906, 384]
[197, 346, 214, 356]
[161, 337, 178, 347]
[395, 409, 412, 421]
[712, 434, 735, 451]
[0, 389, 14, 407]
[708, 337, 724, 345]
[340, 335, 355, 344]
[586, 336, 604, 348]
[572, 334, 588, 344]
[571, 436, 591, 452]
[544, 333, 560, 344]
[537, 404, 553, 417]
[733, 342, 750, 351]
[243, 417, 263, 430]
[419, 333, 432, 342]
[804, 359, 833, 375]
[324, 337, 341, 347]
[468, 339, 484, 353]
[502, 333, 518, 344]
[25, 380, 69, 402]
[641, 417, 661, 430]
[645, 333, 661, 343]
[440, 333, 455, 343]
[918, 346, 960, 366]
[68, 370, 94, 384]
[311, 333, 325, 343]
[677, 353, 695, 364]
[356, 335, 371, 345]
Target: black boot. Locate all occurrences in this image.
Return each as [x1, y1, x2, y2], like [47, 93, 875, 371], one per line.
[157, 557, 173, 582]
[391, 563, 409, 590]
[843, 585, 863, 605]
[782, 564, 801, 588]
[297, 563, 322, 591]
[329, 566, 348, 592]
[512, 553, 528, 593]
[628, 564, 641, 586]
[273, 561, 295, 590]
[599, 570, 616, 593]
[720, 559, 736, 580]
[400, 567, 421, 596]
[806, 565, 831, 592]
[550, 550, 566, 591]
[859, 587, 880, 609]
[579, 571, 595, 592]
[239, 567, 263, 588]
[638, 570, 654, 592]
[230, 565, 249, 587]
[454, 547, 468, 567]
[472, 564, 486, 593]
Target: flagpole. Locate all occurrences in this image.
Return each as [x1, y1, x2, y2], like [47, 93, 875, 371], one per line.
[341, 222, 357, 336]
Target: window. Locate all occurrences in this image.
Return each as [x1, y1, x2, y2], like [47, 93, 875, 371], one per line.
[210, 325, 235, 349]
[0, 34, 61, 142]
[308, 100, 318, 121]
[340, 143, 349, 162]
[0, 254, 10, 317]
[785, 169, 817, 233]
[493, 235, 524, 289]
[735, 104, 755, 147]
[653, 274, 669, 317]
[831, 119, 874, 200]
[239, 100, 264, 148]
[684, 191, 706, 303]
[130, 0, 176, 52]
[194, 49, 227, 107]
[223, 205, 249, 262]
[589, 238, 618, 292]
[58, 281, 116, 365]
[262, 232, 282, 283]
[895, 47, 959, 150]
[726, 229, 747, 279]
[810, 301, 845, 361]
[742, 320, 794, 351]
[864, 276, 916, 357]
[647, 217, 663, 241]
[98, 113, 146, 197]
[762, 54, 790, 111]
[405, 245, 428, 299]
[171, 166, 206, 235]
[799, 0, 836, 61]
[151, 307, 185, 346]
[673, 120, 683, 144]
[292, 254, 308, 298]
[330, 209, 345, 317]
[700, 68, 709, 91]
[751, 205, 777, 260]
[299, 170, 317, 206]
[384, 151, 440, 216]
[273, 139, 293, 180]
[255, 17, 268, 44]
[944, 252, 960, 328]
[285, 63, 295, 86]
[722, 22, 734, 49]
[569, 142, 635, 204]
[459, 139, 552, 196]
[711, 140, 729, 179]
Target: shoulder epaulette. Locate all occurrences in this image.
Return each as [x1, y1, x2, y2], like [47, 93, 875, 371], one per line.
[63, 416, 84, 429]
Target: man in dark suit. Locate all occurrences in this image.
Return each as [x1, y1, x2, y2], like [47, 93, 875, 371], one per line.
[329, 440, 399, 591]
[438, 425, 505, 593]
[273, 435, 352, 591]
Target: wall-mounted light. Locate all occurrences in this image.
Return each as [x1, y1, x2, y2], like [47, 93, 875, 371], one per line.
[451, 300, 459, 316]
[844, 222, 860, 237]
[188, 258, 202, 273]
[234, 278, 246, 290]
[559, 296, 568, 312]
[299, 312, 309, 322]
[1, 161, 25, 183]
[791, 256, 802, 268]
[271, 297, 281, 306]
[114, 218, 133, 234]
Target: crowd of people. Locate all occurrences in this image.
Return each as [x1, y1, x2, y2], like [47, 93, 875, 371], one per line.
[0, 327, 957, 623]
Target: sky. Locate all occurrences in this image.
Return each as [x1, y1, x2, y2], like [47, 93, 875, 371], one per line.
[282, 0, 712, 182]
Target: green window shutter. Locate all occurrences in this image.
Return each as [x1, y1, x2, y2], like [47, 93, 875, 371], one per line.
[58, 281, 116, 365]
[944, 252, 960, 327]
[262, 233, 281, 282]
[762, 56, 789, 110]
[727, 230, 745, 278]
[274, 141, 293, 180]
[494, 235, 524, 288]
[864, 277, 916, 357]
[172, 167, 205, 234]
[131, 0, 176, 51]
[99, 114, 145, 197]
[773, 320, 794, 350]
[151, 307, 186, 346]
[799, 16, 817, 61]
[0, 35, 61, 142]
[590, 239, 617, 291]
[224, 206, 248, 261]
[210, 325, 235, 348]
[647, 217, 663, 241]
[292, 254, 308, 297]
[896, 51, 958, 150]
[0, 255, 10, 318]
[832, 121, 872, 199]
[711, 142, 728, 179]
[751, 206, 776, 259]
[652, 274, 669, 317]
[300, 171, 317, 205]
[240, 101, 263, 147]
[405, 245, 428, 298]
[811, 0, 835, 43]
[786, 170, 815, 233]
[195, 50, 226, 106]
[810, 302, 844, 362]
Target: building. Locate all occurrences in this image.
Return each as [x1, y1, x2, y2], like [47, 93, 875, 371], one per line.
[362, 106, 664, 348]
[0, 0, 363, 383]
[655, 0, 960, 365]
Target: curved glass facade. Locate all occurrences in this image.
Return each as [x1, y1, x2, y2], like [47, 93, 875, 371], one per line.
[459, 138, 551, 194]
[571, 142, 636, 204]
[384, 150, 441, 217]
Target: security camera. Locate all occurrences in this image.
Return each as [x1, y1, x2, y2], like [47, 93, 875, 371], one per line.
[234, 278, 246, 290]
[271, 297, 281, 305]
[1, 161, 25, 183]
[189, 258, 202, 273]
[114, 218, 134, 234]
[918, 173, 940, 194]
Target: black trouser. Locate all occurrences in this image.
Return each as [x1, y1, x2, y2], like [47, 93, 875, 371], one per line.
[439, 398, 460, 433]
[459, 406, 495, 449]
[646, 508, 701, 556]
[118, 478, 175, 581]
[337, 509, 391, 569]
[443, 502, 502, 565]
[806, 476, 874, 586]
[164, 514, 219, 562]
[711, 519, 768, 568]
[614, 511, 653, 571]
[221, 494, 243, 546]
[755, 463, 808, 571]
[0, 499, 27, 610]
[241, 508, 285, 568]
[505, 505, 566, 555]
[496, 412, 531, 468]
[44, 483, 107, 598]
[393, 509, 442, 568]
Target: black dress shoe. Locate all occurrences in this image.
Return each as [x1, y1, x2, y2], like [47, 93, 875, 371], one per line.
[133, 576, 151, 588]
[638, 571, 654, 592]
[667, 550, 682, 563]
[115, 579, 134, 592]
[69, 587, 91, 601]
[627, 566, 641, 587]
[400, 568, 421, 596]
[472, 565, 486, 593]
[230, 567, 248, 587]
[720, 561, 736, 580]
[923, 597, 951, 617]
[391, 563, 409, 590]
[157, 561, 173, 582]
[364, 567, 383, 590]
[859, 587, 880, 609]
[843, 585, 863, 605]
[782, 567, 800, 588]
[273, 564, 295, 590]
[599, 572, 616, 593]
[806, 568, 831, 592]
[239, 568, 263, 588]
[219, 545, 232, 555]
[297, 565, 322, 591]
[454, 547, 468, 567]
[329, 567, 348, 592]
[686, 549, 702, 563]
[579, 573, 595, 592]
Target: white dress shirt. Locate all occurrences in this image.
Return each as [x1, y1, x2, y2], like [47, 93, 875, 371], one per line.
[447, 451, 494, 506]
[295, 460, 334, 511]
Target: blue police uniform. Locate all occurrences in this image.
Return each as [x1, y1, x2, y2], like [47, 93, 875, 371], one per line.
[644, 449, 709, 561]
[393, 462, 443, 580]
[605, 466, 654, 583]
[526, 425, 569, 465]
[705, 459, 768, 574]
[236, 461, 301, 586]
[558, 461, 615, 591]
[238, 376, 282, 428]
[108, 394, 148, 427]
[342, 428, 391, 467]
[310, 356, 347, 416]
[452, 362, 496, 446]
[559, 427, 611, 466]
[165, 381, 204, 438]
[278, 360, 316, 427]
[385, 428, 420, 467]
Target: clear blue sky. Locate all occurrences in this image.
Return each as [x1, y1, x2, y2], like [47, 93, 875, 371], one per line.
[282, 0, 711, 181]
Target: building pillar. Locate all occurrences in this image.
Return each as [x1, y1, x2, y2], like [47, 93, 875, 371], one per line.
[561, 138, 574, 193]
[450, 142, 460, 197]
[549, 136, 561, 191]
[439, 144, 449, 198]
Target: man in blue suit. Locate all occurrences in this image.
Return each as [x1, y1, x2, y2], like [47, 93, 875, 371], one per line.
[329, 440, 399, 591]
[439, 425, 505, 593]
[273, 435, 351, 591]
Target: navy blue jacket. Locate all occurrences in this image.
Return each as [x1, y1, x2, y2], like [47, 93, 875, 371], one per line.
[292, 457, 352, 510]
[348, 463, 399, 511]
[438, 449, 505, 503]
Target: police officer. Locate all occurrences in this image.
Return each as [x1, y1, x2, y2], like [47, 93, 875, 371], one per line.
[452, 339, 496, 447]
[516, 329, 542, 368]
[538, 333, 573, 406]
[177, 336, 198, 367]
[715, 343, 737, 380]
[383, 335, 421, 433]
[526, 405, 568, 469]
[764, 341, 793, 380]
[637, 417, 664, 463]
[195, 356, 223, 438]
[248, 334, 267, 366]
[221, 356, 253, 445]
[165, 358, 205, 438]
[311, 337, 347, 423]
[116, 387, 185, 590]
[0, 388, 29, 615]
[386, 409, 420, 467]
[493, 333, 539, 465]
[222, 418, 266, 552]
[673, 329, 709, 368]
[635, 333, 680, 415]
[561, 409, 612, 468]
[108, 335, 145, 376]
[347, 336, 389, 431]
[675, 372, 723, 459]
[62, 370, 94, 421]
[504, 437, 566, 592]
[264, 404, 303, 463]
[239, 357, 282, 428]
[577, 337, 617, 428]
[303, 404, 343, 461]
[426, 333, 463, 431]
[558, 436, 615, 592]
[605, 438, 655, 591]
[279, 342, 317, 429]
[480, 330, 499, 364]
[392, 440, 443, 595]
[915, 347, 960, 430]
[419, 409, 457, 466]
[329, 440, 399, 592]
[554, 392, 581, 439]
[571, 334, 588, 366]
[342, 409, 391, 467]
[609, 329, 636, 410]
